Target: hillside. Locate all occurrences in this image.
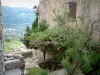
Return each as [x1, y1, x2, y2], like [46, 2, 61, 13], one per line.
[2, 6, 36, 40]
[2, 6, 35, 25]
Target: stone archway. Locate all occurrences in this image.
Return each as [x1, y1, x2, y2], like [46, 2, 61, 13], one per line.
[0, 0, 4, 75]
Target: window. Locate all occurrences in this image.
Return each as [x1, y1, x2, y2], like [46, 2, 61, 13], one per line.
[69, 2, 77, 20]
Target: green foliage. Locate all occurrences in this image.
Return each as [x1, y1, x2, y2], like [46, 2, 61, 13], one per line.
[39, 20, 49, 31]
[53, 9, 100, 75]
[81, 51, 100, 75]
[53, 9, 69, 26]
[21, 18, 49, 48]
[22, 9, 100, 75]
[30, 27, 68, 62]
[5, 38, 11, 42]
[61, 28, 100, 75]
[27, 68, 48, 75]
[32, 17, 38, 30]
[4, 40, 22, 53]
[21, 26, 31, 48]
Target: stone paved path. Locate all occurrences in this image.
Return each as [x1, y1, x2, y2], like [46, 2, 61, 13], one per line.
[5, 68, 22, 75]
[5, 45, 43, 75]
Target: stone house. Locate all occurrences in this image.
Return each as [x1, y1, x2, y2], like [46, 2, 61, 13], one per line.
[39, 0, 100, 41]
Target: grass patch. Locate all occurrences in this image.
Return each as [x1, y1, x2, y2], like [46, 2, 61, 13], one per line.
[27, 68, 48, 75]
[4, 40, 23, 53]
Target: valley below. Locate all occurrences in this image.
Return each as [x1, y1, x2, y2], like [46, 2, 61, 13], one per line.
[2, 6, 36, 53]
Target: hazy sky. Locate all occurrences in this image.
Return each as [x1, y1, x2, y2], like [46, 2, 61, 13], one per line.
[1, 0, 39, 8]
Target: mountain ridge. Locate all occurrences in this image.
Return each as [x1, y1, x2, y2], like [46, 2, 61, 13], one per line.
[2, 6, 35, 25]
[2, 6, 36, 40]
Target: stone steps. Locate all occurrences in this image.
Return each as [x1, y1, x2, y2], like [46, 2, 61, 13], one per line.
[4, 54, 25, 75]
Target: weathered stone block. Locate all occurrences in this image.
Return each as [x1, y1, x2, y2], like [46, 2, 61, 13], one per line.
[22, 51, 33, 58]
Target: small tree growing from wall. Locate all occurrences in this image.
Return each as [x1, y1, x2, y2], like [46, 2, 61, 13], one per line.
[22, 1, 100, 74]
[62, 2, 100, 75]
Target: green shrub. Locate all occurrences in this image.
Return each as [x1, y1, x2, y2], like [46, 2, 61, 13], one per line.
[5, 38, 11, 42]
[61, 28, 100, 75]
[29, 27, 69, 62]
[27, 68, 48, 75]
[22, 9, 100, 75]
[21, 18, 48, 48]
[32, 16, 38, 32]
[39, 20, 49, 31]
[21, 26, 31, 48]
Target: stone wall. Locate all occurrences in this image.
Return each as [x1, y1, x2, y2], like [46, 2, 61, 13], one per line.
[39, 0, 68, 28]
[0, 0, 4, 75]
[39, 0, 86, 27]
[84, 0, 100, 41]
[39, 0, 100, 40]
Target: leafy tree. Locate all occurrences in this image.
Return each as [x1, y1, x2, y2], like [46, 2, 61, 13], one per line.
[22, 8, 100, 75]
[21, 18, 48, 49]
[28, 68, 48, 75]
[21, 26, 31, 48]
[32, 16, 38, 32]
[39, 20, 49, 31]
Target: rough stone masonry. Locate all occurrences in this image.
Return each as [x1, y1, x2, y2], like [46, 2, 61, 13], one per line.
[0, 0, 4, 75]
[39, 0, 100, 41]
